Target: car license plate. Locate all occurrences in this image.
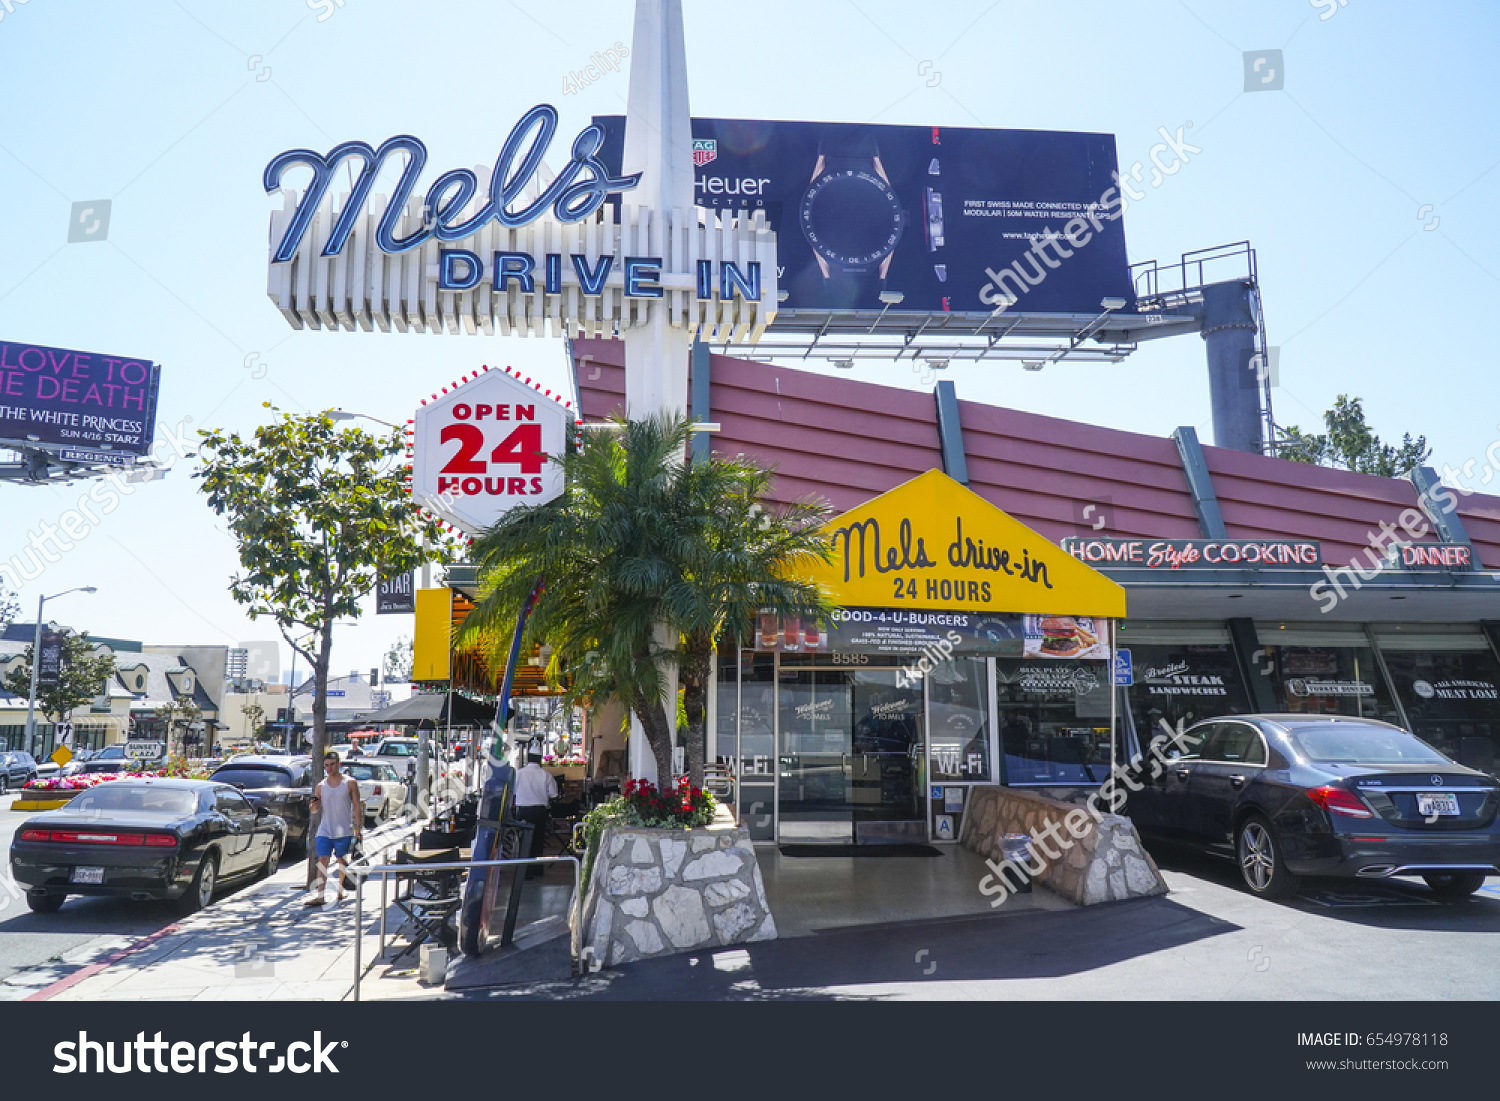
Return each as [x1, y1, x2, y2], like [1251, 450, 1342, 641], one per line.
[71, 866, 105, 885]
[1417, 793, 1460, 817]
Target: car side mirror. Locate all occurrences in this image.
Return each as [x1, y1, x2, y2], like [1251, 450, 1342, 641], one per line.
[255, 805, 269, 818]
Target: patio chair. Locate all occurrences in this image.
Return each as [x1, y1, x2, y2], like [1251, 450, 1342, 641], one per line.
[388, 847, 462, 967]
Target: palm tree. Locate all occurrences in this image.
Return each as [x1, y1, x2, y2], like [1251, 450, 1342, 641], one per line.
[462, 412, 833, 788]
[663, 448, 834, 787]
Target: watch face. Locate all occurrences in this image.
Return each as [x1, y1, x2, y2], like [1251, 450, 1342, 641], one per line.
[799, 170, 905, 268]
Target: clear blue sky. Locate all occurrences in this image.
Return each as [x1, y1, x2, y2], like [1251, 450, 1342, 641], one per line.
[0, 0, 1495, 679]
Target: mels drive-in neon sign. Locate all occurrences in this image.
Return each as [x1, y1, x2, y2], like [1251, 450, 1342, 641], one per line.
[264, 104, 640, 262]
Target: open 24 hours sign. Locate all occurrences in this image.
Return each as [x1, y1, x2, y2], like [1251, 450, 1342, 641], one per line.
[411, 366, 572, 535]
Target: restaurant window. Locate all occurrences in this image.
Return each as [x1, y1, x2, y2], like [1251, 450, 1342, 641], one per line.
[718, 651, 775, 841]
[1255, 630, 1400, 725]
[927, 657, 993, 785]
[997, 657, 1113, 785]
[1124, 643, 1253, 748]
[1379, 647, 1500, 776]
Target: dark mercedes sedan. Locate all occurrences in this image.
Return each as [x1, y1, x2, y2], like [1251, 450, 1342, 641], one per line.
[1126, 714, 1500, 901]
[10, 778, 286, 915]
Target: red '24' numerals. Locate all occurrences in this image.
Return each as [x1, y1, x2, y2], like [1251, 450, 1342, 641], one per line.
[439, 423, 546, 475]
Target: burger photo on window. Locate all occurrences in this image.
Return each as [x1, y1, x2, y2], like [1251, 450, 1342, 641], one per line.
[1028, 616, 1100, 658]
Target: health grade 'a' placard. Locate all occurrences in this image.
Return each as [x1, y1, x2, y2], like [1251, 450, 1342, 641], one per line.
[412, 366, 571, 534]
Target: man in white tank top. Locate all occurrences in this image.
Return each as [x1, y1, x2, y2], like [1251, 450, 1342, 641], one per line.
[306, 751, 363, 906]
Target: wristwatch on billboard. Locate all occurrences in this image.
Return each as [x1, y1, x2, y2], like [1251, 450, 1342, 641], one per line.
[798, 134, 906, 304]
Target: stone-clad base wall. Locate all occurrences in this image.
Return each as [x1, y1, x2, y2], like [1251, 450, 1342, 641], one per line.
[961, 786, 1168, 906]
[580, 822, 776, 968]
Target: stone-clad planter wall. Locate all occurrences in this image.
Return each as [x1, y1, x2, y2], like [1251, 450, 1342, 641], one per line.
[580, 821, 776, 968]
[961, 786, 1167, 906]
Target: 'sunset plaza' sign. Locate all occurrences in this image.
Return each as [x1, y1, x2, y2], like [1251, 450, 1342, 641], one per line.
[411, 366, 571, 535]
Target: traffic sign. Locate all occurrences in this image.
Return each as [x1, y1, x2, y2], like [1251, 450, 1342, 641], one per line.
[50, 745, 74, 767]
[1113, 649, 1133, 686]
[411, 367, 571, 535]
[54, 721, 74, 746]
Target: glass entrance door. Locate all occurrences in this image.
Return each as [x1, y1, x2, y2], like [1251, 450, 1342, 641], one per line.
[777, 667, 926, 844]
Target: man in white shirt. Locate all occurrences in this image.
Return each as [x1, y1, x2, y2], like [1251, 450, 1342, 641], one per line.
[513, 752, 557, 878]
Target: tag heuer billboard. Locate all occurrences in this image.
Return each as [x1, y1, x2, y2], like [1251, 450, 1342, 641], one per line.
[594, 115, 1137, 318]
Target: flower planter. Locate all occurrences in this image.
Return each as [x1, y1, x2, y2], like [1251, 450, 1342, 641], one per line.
[545, 764, 586, 782]
[578, 807, 777, 969]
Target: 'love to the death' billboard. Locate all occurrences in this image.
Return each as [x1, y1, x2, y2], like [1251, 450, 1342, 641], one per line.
[593, 116, 1136, 317]
[0, 340, 161, 460]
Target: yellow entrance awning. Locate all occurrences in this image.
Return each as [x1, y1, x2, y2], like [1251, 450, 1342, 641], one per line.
[804, 469, 1126, 618]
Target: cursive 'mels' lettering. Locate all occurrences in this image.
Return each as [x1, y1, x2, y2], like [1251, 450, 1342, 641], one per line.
[832, 517, 936, 581]
[265, 104, 641, 263]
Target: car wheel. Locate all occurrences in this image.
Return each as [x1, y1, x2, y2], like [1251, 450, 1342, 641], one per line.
[1422, 872, 1486, 901]
[259, 836, 283, 879]
[26, 892, 64, 913]
[1236, 814, 1298, 900]
[176, 851, 219, 916]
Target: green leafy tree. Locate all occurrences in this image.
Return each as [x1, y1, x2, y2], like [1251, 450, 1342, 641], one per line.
[196, 407, 450, 871]
[463, 413, 832, 787]
[241, 701, 266, 741]
[1278, 395, 1431, 478]
[156, 695, 202, 758]
[2, 632, 118, 725]
[383, 636, 414, 683]
[0, 583, 18, 632]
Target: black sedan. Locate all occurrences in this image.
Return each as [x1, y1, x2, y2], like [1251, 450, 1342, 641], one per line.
[9, 778, 286, 915]
[208, 755, 315, 854]
[1126, 714, 1500, 901]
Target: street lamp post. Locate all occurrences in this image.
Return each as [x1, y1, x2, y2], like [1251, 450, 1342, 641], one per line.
[24, 586, 98, 757]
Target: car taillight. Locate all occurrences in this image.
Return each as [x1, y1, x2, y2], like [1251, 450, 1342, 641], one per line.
[1308, 786, 1373, 819]
[23, 829, 179, 846]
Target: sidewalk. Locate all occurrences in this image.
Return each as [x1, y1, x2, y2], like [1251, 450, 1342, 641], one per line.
[36, 821, 445, 1003]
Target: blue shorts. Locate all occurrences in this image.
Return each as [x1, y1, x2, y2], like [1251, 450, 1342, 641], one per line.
[316, 835, 354, 859]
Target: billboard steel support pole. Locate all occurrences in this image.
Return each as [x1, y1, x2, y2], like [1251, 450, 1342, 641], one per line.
[1200, 281, 1263, 454]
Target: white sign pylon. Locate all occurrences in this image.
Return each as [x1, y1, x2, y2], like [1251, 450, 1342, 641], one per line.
[622, 0, 694, 783]
[622, 0, 695, 423]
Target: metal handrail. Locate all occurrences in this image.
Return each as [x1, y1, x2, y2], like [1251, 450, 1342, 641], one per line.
[352, 853, 581, 1002]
